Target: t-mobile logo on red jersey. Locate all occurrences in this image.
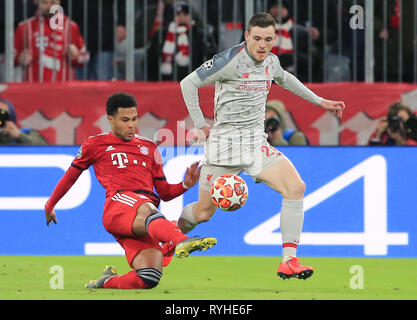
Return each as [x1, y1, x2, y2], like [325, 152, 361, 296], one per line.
[111, 152, 128, 168]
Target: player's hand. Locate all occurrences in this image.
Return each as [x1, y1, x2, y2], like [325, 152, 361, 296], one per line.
[183, 161, 202, 189]
[320, 99, 346, 119]
[188, 125, 211, 144]
[195, 125, 211, 142]
[45, 209, 57, 226]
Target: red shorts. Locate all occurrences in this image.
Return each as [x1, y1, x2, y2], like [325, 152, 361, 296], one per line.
[102, 191, 162, 268]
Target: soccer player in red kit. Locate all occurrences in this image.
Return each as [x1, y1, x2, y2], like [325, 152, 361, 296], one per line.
[44, 92, 216, 289]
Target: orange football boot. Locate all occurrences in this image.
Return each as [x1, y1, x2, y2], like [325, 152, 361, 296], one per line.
[277, 257, 314, 280]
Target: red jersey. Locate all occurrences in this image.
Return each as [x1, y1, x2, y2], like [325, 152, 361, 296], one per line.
[45, 132, 186, 211]
[14, 13, 89, 82]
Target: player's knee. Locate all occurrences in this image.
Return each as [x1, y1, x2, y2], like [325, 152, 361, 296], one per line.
[287, 179, 306, 199]
[136, 268, 162, 289]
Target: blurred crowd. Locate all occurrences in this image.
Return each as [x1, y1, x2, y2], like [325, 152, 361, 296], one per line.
[263, 99, 417, 148]
[0, 0, 416, 146]
[368, 102, 417, 146]
[0, 98, 47, 145]
[0, 0, 415, 83]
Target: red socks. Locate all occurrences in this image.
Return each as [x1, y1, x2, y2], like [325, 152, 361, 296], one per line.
[104, 270, 149, 289]
[104, 213, 185, 290]
[145, 212, 188, 245]
[104, 268, 163, 289]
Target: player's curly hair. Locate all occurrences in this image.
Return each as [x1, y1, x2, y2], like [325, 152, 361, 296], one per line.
[106, 92, 137, 115]
[248, 12, 276, 32]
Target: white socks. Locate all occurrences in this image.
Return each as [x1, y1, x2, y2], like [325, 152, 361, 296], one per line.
[280, 199, 304, 260]
[179, 198, 304, 263]
[178, 202, 198, 234]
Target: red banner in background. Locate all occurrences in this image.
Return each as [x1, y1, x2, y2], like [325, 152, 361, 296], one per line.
[1, 81, 416, 146]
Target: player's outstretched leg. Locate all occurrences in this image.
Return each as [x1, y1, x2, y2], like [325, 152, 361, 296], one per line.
[178, 188, 218, 234]
[277, 257, 314, 280]
[160, 220, 177, 267]
[161, 241, 175, 267]
[101, 268, 163, 289]
[174, 236, 217, 259]
[93, 249, 164, 290]
[256, 158, 314, 280]
[144, 212, 217, 261]
[85, 265, 118, 288]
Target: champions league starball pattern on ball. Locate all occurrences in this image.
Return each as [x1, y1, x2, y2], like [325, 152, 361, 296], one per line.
[210, 174, 248, 211]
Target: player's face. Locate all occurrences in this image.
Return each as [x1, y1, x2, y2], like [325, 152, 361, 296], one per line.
[245, 26, 276, 62]
[108, 107, 138, 141]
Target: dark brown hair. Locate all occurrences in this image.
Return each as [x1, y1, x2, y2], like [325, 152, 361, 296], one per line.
[106, 92, 137, 116]
[248, 12, 276, 32]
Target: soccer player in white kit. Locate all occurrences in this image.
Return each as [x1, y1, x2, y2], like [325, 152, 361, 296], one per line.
[178, 13, 345, 280]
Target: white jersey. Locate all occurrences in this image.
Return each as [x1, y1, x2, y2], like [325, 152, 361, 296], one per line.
[180, 41, 323, 166]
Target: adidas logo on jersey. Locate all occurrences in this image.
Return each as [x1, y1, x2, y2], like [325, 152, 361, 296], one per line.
[106, 145, 116, 152]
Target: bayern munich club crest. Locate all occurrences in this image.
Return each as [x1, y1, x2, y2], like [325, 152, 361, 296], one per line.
[139, 145, 149, 155]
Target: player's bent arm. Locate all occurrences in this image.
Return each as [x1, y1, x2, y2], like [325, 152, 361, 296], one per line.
[153, 161, 200, 201]
[274, 71, 324, 106]
[44, 164, 83, 213]
[180, 71, 207, 129]
[181, 46, 238, 129]
[154, 179, 188, 202]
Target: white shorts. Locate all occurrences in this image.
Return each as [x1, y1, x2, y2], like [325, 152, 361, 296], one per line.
[199, 136, 287, 191]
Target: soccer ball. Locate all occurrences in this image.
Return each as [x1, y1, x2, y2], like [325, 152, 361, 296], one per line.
[210, 174, 248, 211]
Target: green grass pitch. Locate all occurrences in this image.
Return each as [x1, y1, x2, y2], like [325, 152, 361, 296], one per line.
[1, 256, 416, 300]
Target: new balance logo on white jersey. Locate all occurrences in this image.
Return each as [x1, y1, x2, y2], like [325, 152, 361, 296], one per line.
[106, 146, 116, 152]
[111, 193, 137, 207]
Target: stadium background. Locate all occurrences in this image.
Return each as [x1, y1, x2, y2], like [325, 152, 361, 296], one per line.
[0, 145, 414, 258]
[0, 0, 417, 302]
